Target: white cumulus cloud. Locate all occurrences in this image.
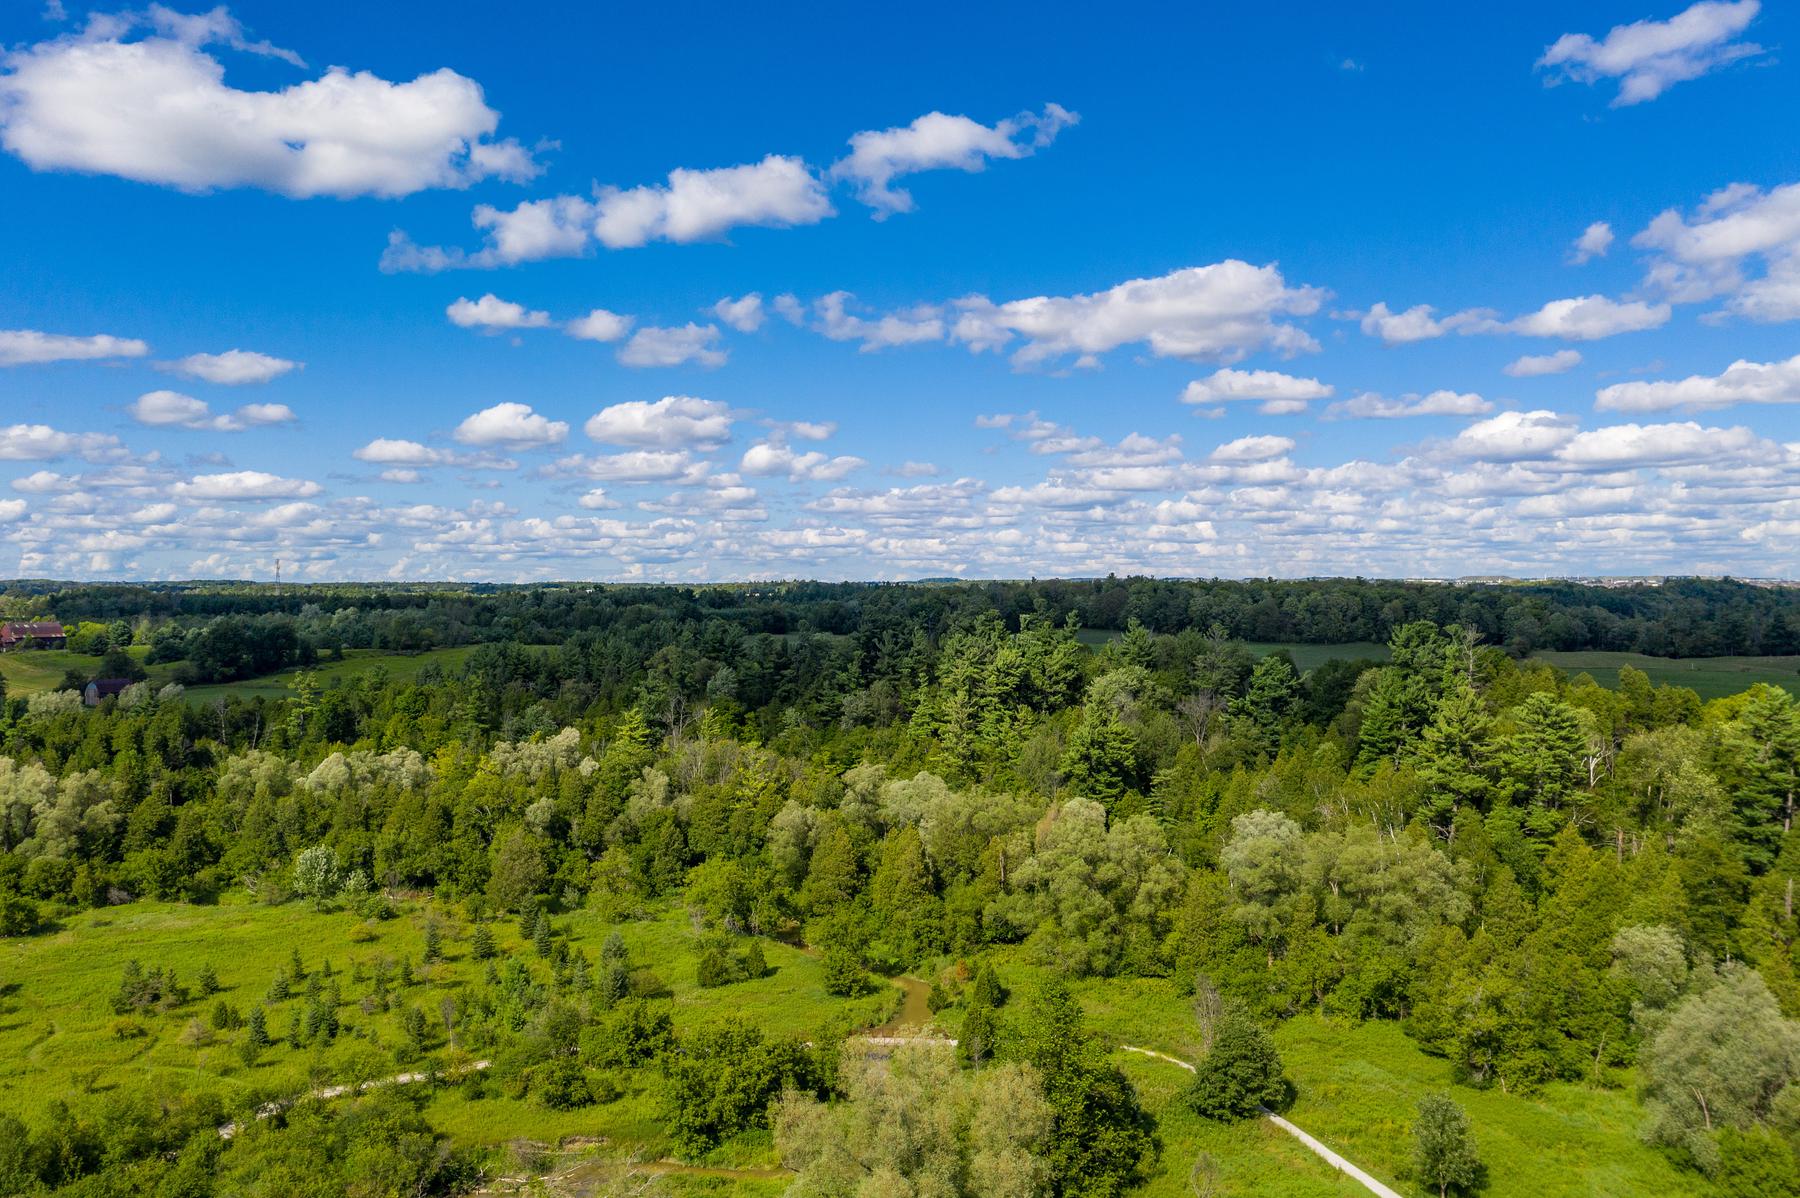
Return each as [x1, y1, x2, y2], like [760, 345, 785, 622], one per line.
[740, 441, 866, 481]
[0, 423, 125, 460]
[543, 450, 702, 484]
[813, 292, 946, 351]
[1181, 368, 1333, 415]
[164, 348, 300, 384]
[831, 103, 1077, 216]
[1328, 390, 1492, 419]
[1506, 294, 1670, 340]
[1360, 295, 1666, 343]
[1569, 221, 1615, 264]
[0, 14, 537, 197]
[453, 402, 568, 448]
[447, 294, 552, 330]
[1504, 349, 1583, 377]
[1209, 434, 1295, 463]
[352, 438, 453, 466]
[1596, 353, 1800, 412]
[1449, 410, 1579, 461]
[617, 324, 726, 369]
[954, 261, 1325, 368]
[1358, 302, 1475, 344]
[595, 155, 832, 248]
[0, 328, 148, 366]
[128, 389, 295, 430]
[1634, 179, 1800, 319]
[1539, 1, 1762, 106]
[585, 396, 733, 449]
[381, 105, 1079, 271]
[1554, 420, 1763, 468]
[565, 308, 634, 343]
[172, 470, 322, 500]
[711, 294, 765, 333]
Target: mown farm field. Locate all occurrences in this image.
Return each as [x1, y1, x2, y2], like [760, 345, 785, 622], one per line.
[1532, 649, 1800, 698]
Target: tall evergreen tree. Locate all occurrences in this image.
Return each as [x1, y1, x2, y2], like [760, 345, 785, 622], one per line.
[1009, 979, 1155, 1197]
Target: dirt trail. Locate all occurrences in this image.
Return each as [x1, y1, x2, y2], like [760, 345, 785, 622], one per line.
[217, 1059, 491, 1138]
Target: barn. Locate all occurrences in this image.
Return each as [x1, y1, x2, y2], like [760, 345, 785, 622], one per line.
[0, 621, 67, 651]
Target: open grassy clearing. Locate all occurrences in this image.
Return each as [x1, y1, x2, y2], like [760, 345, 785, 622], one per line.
[0, 644, 173, 697]
[1246, 641, 1391, 671]
[1115, 1053, 1364, 1198]
[1274, 1017, 1706, 1198]
[1533, 649, 1800, 698]
[1, 896, 1428, 1194]
[0, 896, 894, 1141]
[0, 644, 491, 705]
[182, 644, 487, 704]
[1044, 970, 1700, 1198]
[0, 898, 1704, 1195]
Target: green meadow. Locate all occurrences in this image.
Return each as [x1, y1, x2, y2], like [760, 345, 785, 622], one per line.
[1246, 641, 1392, 670]
[181, 644, 488, 704]
[1050, 972, 1701, 1198]
[0, 644, 488, 705]
[0, 894, 1632, 1195]
[0, 897, 890, 1145]
[0, 644, 174, 697]
[1533, 649, 1800, 699]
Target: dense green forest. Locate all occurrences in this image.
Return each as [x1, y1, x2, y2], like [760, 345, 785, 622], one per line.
[2, 579, 1799, 1196]
[6, 575, 1800, 673]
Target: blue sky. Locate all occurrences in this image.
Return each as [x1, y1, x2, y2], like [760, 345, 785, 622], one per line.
[3, 0, 1799, 581]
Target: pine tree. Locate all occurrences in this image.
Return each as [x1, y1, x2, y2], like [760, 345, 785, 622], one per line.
[401, 1005, 427, 1056]
[1232, 653, 1300, 755]
[821, 932, 870, 997]
[532, 909, 553, 958]
[265, 969, 290, 1003]
[423, 922, 443, 963]
[1497, 692, 1587, 840]
[247, 1005, 269, 1048]
[958, 1003, 999, 1067]
[1412, 1093, 1481, 1197]
[289, 946, 305, 980]
[742, 938, 767, 979]
[969, 962, 1007, 1009]
[1010, 979, 1155, 1195]
[1412, 681, 1495, 826]
[869, 826, 942, 961]
[1718, 685, 1800, 872]
[801, 817, 860, 914]
[1355, 668, 1434, 772]
[197, 963, 219, 996]
[696, 941, 734, 988]
[470, 924, 496, 960]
